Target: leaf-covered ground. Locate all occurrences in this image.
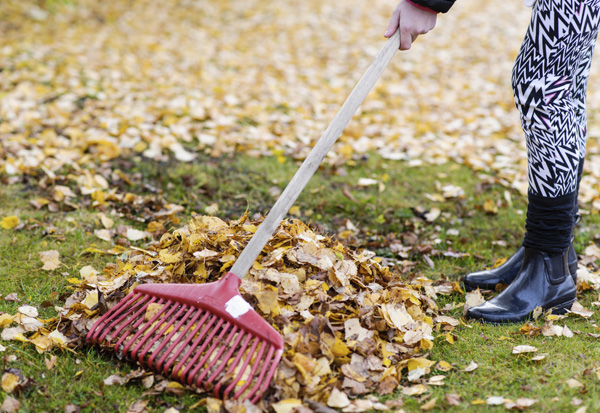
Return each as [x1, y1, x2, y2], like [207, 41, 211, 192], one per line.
[2, 0, 600, 412]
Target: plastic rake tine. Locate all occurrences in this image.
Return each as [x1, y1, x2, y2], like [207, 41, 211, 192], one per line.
[138, 306, 199, 365]
[87, 292, 141, 343]
[173, 321, 233, 383]
[245, 345, 277, 403]
[195, 327, 245, 387]
[155, 313, 217, 375]
[128, 304, 188, 361]
[121, 299, 180, 357]
[232, 340, 267, 399]
[114, 298, 167, 350]
[148, 309, 208, 371]
[101, 296, 157, 345]
[162, 317, 226, 377]
[212, 333, 253, 396]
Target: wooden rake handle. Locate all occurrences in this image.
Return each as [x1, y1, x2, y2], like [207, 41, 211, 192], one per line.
[230, 30, 400, 279]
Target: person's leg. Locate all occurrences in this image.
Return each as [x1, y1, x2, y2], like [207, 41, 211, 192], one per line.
[462, 0, 597, 291]
[467, 0, 600, 323]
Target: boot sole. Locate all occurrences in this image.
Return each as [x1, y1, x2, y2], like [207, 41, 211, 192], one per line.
[468, 298, 577, 325]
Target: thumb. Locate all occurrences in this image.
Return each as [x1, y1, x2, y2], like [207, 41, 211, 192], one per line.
[384, 8, 400, 37]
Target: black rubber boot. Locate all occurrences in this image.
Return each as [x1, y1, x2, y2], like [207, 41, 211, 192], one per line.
[465, 248, 577, 324]
[463, 243, 578, 292]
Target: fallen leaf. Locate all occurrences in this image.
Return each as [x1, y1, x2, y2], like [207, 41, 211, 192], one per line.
[567, 378, 585, 389]
[568, 302, 594, 318]
[0, 396, 20, 412]
[272, 399, 303, 413]
[486, 396, 505, 405]
[463, 290, 485, 316]
[420, 398, 437, 411]
[464, 361, 478, 372]
[402, 384, 428, 396]
[45, 355, 57, 370]
[445, 393, 461, 406]
[104, 374, 126, 386]
[0, 216, 19, 230]
[1, 372, 20, 393]
[17, 305, 38, 318]
[127, 399, 148, 413]
[39, 250, 61, 271]
[327, 388, 350, 408]
[428, 375, 446, 386]
[512, 345, 538, 354]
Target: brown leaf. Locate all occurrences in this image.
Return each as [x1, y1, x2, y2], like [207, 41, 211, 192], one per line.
[445, 393, 461, 406]
[0, 396, 21, 413]
[420, 398, 437, 411]
[127, 400, 148, 413]
[45, 355, 57, 370]
[39, 250, 61, 271]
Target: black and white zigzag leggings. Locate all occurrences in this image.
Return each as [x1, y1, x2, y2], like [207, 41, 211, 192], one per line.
[512, 0, 600, 252]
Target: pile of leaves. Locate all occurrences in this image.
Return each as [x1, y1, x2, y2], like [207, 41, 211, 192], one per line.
[3, 214, 461, 408]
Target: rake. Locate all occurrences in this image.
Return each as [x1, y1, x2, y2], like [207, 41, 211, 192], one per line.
[86, 30, 400, 403]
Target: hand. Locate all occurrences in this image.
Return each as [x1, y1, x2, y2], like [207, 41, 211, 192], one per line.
[384, 1, 437, 50]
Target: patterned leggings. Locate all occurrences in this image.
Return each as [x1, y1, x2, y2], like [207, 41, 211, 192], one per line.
[512, 0, 600, 198]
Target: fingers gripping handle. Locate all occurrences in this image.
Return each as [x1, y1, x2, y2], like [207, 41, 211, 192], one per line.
[230, 30, 400, 279]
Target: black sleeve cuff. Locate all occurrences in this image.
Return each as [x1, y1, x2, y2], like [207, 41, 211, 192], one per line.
[409, 0, 455, 13]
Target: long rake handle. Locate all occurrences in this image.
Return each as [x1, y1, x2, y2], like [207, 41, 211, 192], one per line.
[230, 30, 400, 279]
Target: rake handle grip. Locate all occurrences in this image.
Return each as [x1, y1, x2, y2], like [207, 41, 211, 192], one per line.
[230, 30, 400, 279]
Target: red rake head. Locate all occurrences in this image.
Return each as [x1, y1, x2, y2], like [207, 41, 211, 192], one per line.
[86, 272, 283, 403]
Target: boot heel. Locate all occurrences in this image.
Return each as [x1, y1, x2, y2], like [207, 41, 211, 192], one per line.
[550, 298, 576, 315]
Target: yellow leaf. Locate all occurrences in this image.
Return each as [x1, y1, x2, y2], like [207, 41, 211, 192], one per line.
[272, 399, 303, 413]
[289, 206, 301, 216]
[0, 314, 14, 328]
[407, 358, 435, 371]
[331, 338, 351, 357]
[83, 292, 99, 309]
[144, 303, 164, 321]
[436, 361, 453, 372]
[0, 216, 19, 230]
[1, 373, 20, 393]
[31, 335, 53, 354]
[159, 249, 182, 264]
[421, 398, 437, 410]
[483, 198, 498, 215]
[420, 338, 434, 350]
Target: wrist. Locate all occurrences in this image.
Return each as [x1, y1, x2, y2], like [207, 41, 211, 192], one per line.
[405, 0, 439, 14]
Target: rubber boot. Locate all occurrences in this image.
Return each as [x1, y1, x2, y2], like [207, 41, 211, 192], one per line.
[463, 243, 578, 291]
[465, 248, 577, 324]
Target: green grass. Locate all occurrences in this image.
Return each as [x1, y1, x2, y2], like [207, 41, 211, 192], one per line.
[1, 153, 600, 411]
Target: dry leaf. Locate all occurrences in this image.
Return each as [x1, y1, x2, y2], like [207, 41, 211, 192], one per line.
[272, 399, 303, 413]
[0, 396, 21, 412]
[0, 217, 19, 230]
[445, 393, 461, 406]
[45, 355, 57, 370]
[486, 396, 505, 405]
[463, 290, 485, 316]
[512, 345, 538, 354]
[39, 250, 61, 271]
[464, 361, 478, 372]
[567, 379, 585, 389]
[327, 388, 350, 408]
[17, 305, 38, 318]
[420, 398, 437, 411]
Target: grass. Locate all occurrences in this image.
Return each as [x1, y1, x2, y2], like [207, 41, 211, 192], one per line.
[1, 152, 600, 411]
